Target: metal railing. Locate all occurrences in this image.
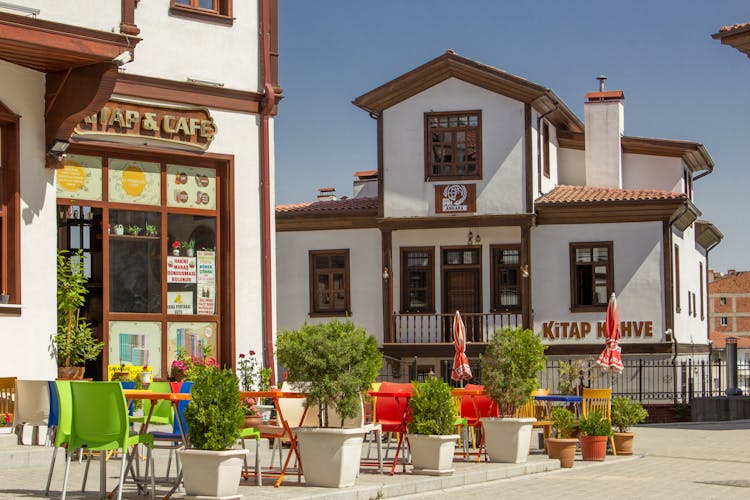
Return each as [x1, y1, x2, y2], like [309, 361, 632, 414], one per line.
[391, 312, 522, 343]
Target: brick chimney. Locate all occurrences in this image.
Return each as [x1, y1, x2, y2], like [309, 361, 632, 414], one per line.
[317, 187, 336, 202]
[584, 76, 624, 188]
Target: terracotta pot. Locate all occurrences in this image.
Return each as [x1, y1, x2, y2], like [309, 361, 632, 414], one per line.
[546, 437, 578, 468]
[579, 435, 608, 461]
[613, 432, 634, 455]
[57, 366, 85, 380]
[243, 416, 262, 428]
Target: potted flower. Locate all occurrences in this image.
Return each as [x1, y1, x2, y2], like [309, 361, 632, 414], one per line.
[171, 240, 181, 256]
[184, 240, 196, 257]
[276, 319, 382, 487]
[179, 366, 247, 498]
[407, 376, 458, 475]
[126, 224, 142, 236]
[480, 326, 546, 463]
[546, 407, 578, 468]
[55, 250, 103, 379]
[241, 396, 261, 428]
[578, 410, 612, 461]
[611, 397, 648, 455]
[138, 365, 153, 388]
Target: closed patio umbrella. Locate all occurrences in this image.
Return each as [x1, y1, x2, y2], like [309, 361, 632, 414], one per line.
[597, 293, 623, 373]
[451, 310, 472, 383]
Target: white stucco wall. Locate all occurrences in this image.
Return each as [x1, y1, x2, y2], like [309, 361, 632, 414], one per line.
[532, 221, 666, 346]
[672, 225, 709, 346]
[382, 78, 525, 217]
[20, 1, 120, 32]
[275, 229, 383, 342]
[0, 60, 58, 380]
[557, 147, 585, 186]
[622, 153, 683, 193]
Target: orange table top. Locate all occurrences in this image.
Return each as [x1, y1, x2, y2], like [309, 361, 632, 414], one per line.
[451, 388, 484, 396]
[123, 390, 190, 401]
[240, 390, 307, 399]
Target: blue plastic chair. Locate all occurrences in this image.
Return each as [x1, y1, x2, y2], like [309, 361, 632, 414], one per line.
[46, 381, 59, 446]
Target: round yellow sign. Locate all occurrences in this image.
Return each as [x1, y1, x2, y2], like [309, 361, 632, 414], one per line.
[121, 165, 147, 197]
[57, 161, 86, 192]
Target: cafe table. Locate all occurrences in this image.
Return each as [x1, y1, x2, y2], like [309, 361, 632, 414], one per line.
[533, 394, 583, 419]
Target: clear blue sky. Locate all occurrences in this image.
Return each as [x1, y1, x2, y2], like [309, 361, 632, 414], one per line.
[275, 0, 749, 273]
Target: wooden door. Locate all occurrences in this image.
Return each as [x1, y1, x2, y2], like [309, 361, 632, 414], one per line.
[444, 268, 481, 341]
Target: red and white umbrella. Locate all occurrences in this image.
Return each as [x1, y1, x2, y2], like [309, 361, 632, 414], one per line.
[451, 310, 473, 382]
[597, 293, 624, 373]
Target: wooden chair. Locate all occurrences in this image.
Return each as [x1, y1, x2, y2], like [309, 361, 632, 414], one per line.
[515, 388, 553, 451]
[581, 387, 616, 455]
[0, 377, 16, 425]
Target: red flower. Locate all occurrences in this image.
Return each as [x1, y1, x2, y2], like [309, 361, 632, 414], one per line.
[239, 353, 245, 358]
[249, 350, 256, 356]
[283, 371, 288, 381]
[172, 241, 181, 249]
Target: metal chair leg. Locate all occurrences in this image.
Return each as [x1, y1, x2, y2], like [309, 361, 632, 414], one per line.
[61, 450, 72, 500]
[44, 446, 58, 495]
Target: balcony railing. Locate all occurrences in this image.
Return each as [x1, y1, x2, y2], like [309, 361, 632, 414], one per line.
[391, 312, 522, 343]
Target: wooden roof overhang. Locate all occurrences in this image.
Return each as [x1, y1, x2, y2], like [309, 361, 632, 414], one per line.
[695, 220, 724, 251]
[535, 197, 693, 226]
[0, 11, 140, 161]
[352, 50, 583, 133]
[712, 23, 750, 59]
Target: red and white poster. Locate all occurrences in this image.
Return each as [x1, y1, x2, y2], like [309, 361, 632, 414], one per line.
[167, 256, 197, 283]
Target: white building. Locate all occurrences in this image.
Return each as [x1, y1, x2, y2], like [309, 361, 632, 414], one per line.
[0, 0, 279, 380]
[276, 51, 722, 377]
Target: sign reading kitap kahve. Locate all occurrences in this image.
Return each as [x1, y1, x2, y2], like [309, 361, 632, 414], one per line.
[74, 100, 217, 150]
[540, 320, 654, 341]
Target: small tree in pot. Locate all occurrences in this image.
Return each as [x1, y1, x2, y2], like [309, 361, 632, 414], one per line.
[546, 407, 578, 468]
[276, 319, 382, 487]
[179, 367, 247, 498]
[407, 376, 458, 475]
[611, 396, 648, 455]
[480, 326, 546, 463]
[578, 410, 612, 461]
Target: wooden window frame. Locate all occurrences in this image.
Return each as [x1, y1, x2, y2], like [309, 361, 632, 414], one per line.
[542, 122, 550, 178]
[170, 0, 234, 24]
[439, 245, 482, 314]
[309, 249, 350, 316]
[569, 241, 614, 313]
[490, 244, 522, 313]
[400, 247, 435, 314]
[674, 244, 681, 313]
[424, 110, 482, 181]
[0, 102, 20, 305]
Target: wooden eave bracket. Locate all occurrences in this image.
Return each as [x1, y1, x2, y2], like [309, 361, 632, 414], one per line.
[695, 220, 724, 250]
[669, 201, 701, 232]
[45, 62, 118, 168]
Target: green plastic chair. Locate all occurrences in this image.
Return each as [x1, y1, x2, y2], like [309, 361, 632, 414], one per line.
[239, 427, 262, 486]
[44, 381, 73, 496]
[129, 381, 174, 428]
[63, 382, 155, 500]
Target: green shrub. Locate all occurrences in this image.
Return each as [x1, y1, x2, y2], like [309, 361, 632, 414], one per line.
[184, 367, 243, 450]
[579, 410, 612, 437]
[550, 407, 576, 439]
[407, 377, 457, 435]
[481, 327, 547, 416]
[557, 360, 586, 395]
[611, 397, 649, 432]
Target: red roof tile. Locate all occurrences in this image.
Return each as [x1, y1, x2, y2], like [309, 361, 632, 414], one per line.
[719, 22, 750, 33]
[709, 331, 750, 349]
[276, 196, 378, 215]
[709, 272, 750, 293]
[536, 185, 685, 204]
[354, 170, 378, 178]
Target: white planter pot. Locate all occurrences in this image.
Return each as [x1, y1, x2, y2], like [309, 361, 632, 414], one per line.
[295, 427, 365, 487]
[408, 434, 459, 475]
[178, 448, 248, 499]
[480, 417, 535, 463]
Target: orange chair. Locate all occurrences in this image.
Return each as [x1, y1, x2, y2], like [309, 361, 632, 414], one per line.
[581, 388, 616, 455]
[372, 382, 413, 475]
[461, 384, 498, 461]
[0, 377, 15, 425]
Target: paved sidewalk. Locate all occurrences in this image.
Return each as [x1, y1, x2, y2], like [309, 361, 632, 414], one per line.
[1, 421, 748, 499]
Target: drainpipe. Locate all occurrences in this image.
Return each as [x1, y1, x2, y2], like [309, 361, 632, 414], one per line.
[536, 103, 558, 196]
[260, 0, 276, 381]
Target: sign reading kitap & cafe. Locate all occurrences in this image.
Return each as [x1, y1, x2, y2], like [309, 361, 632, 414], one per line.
[541, 320, 654, 341]
[74, 100, 217, 150]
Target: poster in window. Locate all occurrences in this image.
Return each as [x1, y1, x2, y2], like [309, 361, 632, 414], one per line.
[196, 250, 216, 314]
[108, 159, 161, 205]
[108, 321, 162, 378]
[56, 154, 103, 201]
[166, 164, 216, 210]
[167, 291, 194, 315]
[167, 256, 197, 283]
[167, 322, 218, 368]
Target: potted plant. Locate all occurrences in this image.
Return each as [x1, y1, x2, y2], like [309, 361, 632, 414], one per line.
[171, 240, 182, 256]
[145, 224, 158, 237]
[578, 410, 612, 461]
[406, 376, 459, 475]
[611, 396, 648, 455]
[126, 224, 141, 236]
[55, 250, 103, 379]
[546, 407, 578, 468]
[480, 326, 546, 463]
[558, 359, 586, 396]
[179, 366, 248, 498]
[184, 240, 196, 257]
[276, 319, 382, 487]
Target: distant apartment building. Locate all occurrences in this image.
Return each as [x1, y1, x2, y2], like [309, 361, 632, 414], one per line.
[708, 271, 750, 339]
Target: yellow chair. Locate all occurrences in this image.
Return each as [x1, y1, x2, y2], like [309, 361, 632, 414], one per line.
[515, 388, 553, 451]
[581, 388, 616, 455]
[0, 377, 16, 424]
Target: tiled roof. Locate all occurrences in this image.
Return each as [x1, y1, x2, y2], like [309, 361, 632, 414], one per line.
[354, 170, 377, 178]
[709, 272, 750, 293]
[536, 185, 685, 204]
[719, 22, 750, 33]
[709, 331, 750, 349]
[276, 196, 378, 215]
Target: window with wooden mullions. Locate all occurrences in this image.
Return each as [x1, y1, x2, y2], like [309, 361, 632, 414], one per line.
[425, 111, 481, 180]
[570, 242, 613, 311]
[401, 248, 434, 313]
[309, 250, 350, 315]
[171, 0, 231, 16]
[492, 246, 521, 312]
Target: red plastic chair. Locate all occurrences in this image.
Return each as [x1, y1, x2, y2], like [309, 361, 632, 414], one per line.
[372, 382, 413, 475]
[461, 384, 498, 461]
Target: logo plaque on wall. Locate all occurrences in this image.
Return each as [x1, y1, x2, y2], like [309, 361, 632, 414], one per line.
[435, 184, 476, 214]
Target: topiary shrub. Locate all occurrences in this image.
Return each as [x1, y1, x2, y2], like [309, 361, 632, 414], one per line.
[579, 410, 612, 437]
[407, 377, 457, 435]
[611, 396, 649, 432]
[550, 407, 576, 439]
[184, 367, 243, 450]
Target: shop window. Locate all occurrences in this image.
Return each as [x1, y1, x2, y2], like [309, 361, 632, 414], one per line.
[542, 122, 550, 178]
[0, 105, 20, 304]
[309, 250, 350, 315]
[401, 247, 434, 313]
[570, 242, 613, 312]
[424, 111, 482, 180]
[492, 245, 521, 312]
[170, 0, 232, 20]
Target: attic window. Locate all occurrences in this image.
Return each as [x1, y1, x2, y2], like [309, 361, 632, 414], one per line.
[424, 111, 482, 181]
